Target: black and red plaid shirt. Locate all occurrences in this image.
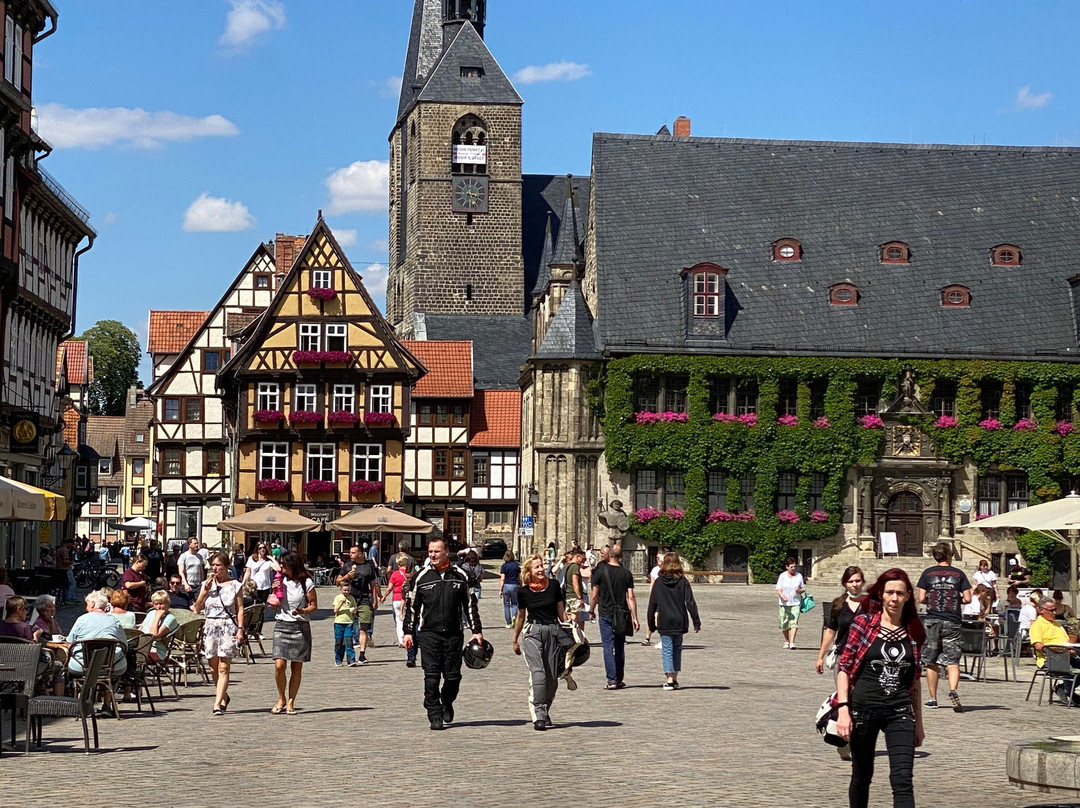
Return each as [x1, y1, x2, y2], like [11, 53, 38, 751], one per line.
[837, 611, 922, 681]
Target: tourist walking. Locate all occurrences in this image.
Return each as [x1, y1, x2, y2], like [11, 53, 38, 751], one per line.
[178, 537, 207, 594]
[835, 568, 926, 808]
[916, 542, 972, 712]
[512, 554, 569, 730]
[646, 552, 701, 690]
[461, 549, 484, 601]
[387, 553, 413, 647]
[402, 537, 483, 730]
[499, 550, 521, 629]
[776, 557, 806, 649]
[336, 544, 380, 665]
[193, 552, 244, 716]
[271, 551, 318, 714]
[231, 542, 246, 581]
[563, 548, 586, 629]
[588, 544, 638, 689]
[816, 566, 866, 676]
[243, 542, 275, 633]
[331, 581, 357, 666]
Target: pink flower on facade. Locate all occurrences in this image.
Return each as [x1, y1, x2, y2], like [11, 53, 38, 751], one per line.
[776, 414, 798, 427]
[1056, 420, 1076, 437]
[712, 412, 737, 423]
[635, 411, 688, 424]
[736, 413, 758, 426]
[978, 418, 1003, 431]
[777, 509, 800, 524]
[364, 412, 397, 427]
[707, 509, 754, 523]
[292, 350, 352, 364]
[255, 478, 289, 493]
[289, 410, 323, 425]
[349, 480, 384, 495]
[306, 287, 338, 300]
[303, 479, 337, 495]
[858, 414, 884, 429]
[254, 409, 285, 424]
[813, 416, 830, 428]
[328, 410, 360, 425]
[935, 415, 958, 428]
[810, 510, 829, 523]
[1013, 418, 1038, 432]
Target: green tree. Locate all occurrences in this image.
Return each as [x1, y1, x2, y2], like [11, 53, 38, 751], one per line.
[80, 320, 141, 416]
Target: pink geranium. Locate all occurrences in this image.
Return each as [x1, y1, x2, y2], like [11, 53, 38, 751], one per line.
[935, 415, 958, 428]
[812, 416, 830, 428]
[706, 510, 754, 523]
[349, 480, 384, 495]
[328, 410, 360, 425]
[289, 410, 323, 425]
[776, 414, 798, 427]
[303, 479, 337, 495]
[256, 478, 289, 493]
[777, 509, 800, 524]
[736, 413, 758, 426]
[306, 287, 338, 300]
[635, 411, 688, 425]
[1056, 420, 1076, 437]
[858, 414, 884, 429]
[1013, 418, 1038, 432]
[254, 409, 285, 424]
[712, 412, 736, 423]
[634, 507, 684, 523]
[979, 418, 1003, 431]
[810, 510, 829, 523]
[364, 412, 396, 427]
[292, 350, 352, 364]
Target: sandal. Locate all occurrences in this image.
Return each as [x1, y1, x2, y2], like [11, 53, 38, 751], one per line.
[270, 703, 285, 714]
[285, 702, 297, 715]
[221, 694, 230, 713]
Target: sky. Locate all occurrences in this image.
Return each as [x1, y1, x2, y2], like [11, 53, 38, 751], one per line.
[32, 1, 1080, 381]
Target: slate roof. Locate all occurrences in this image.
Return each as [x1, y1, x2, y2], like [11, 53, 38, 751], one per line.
[523, 174, 590, 300]
[403, 340, 474, 398]
[397, 0, 444, 121]
[535, 283, 599, 360]
[226, 310, 264, 338]
[419, 314, 531, 388]
[591, 133, 1080, 360]
[469, 389, 521, 447]
[147, 311, 208, 355]
[414, 22, 522, 109]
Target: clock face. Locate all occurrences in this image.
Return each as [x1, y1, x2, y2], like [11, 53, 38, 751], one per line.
[452, 175, 489, 213]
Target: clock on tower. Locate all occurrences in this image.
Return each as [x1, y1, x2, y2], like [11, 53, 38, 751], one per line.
[452, 175, 489, 214]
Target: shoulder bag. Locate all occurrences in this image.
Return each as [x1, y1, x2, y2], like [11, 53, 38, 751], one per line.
[799, 591, 816, 614]
[815, 691, 846, 748]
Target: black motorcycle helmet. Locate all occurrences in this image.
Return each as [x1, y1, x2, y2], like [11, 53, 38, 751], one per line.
[462, 638, 494, 670]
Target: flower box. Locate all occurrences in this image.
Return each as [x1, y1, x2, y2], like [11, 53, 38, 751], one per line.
[934, 415, 958, 429]
[349, 480, 384, 496]
[254, 409, 285, 424]
[634, 411, 688, 425]
[978, 417, 1003, 431]
[777, 509, 800, 524]
[634, 507, 685, 523]
[1057, 420, 1076, 437]
[256, 478, 289, 494]
[776, 414, 798, 427]
[810, 510, 829, 523]
[292, 350, 352, 364]
[712, 413, 758, 426]
[303, 479, 337, 495]
[328, 410, 360, 426]
[289, 410, 323, 426]
[364, 411, 396, 427]
[307, 287, 338, 301]
[706, 510, 754, 523]
[858, 414, 884, 429]
[812, 416, 830, 429]
[1013, 418, 1038, 432]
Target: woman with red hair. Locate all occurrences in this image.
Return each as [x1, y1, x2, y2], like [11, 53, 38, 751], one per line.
[835, 568, 926, 808]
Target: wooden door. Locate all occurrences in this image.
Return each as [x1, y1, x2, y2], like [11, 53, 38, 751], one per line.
[886, 492, 924, 556]
[446, 510, 466, 552]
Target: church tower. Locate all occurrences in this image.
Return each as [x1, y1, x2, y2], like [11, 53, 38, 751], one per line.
[387, 0, 525, 337]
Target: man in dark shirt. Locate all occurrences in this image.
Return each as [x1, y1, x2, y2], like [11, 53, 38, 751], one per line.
[916, 541, 972, 712]
[588, 544, 639, 689]
[336, 544, 381, 665]
[167, 575, 194, 610]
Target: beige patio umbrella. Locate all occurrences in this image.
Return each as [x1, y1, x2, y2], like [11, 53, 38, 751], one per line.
[327, 504, 434, 534]
[0, 477, 56, 521]
[974, 493, 1080, 610]
[216, 505, 322, 533]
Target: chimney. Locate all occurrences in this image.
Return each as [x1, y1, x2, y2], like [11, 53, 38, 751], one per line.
[274, 233, 307, 277]
[674, 116, 691, 138]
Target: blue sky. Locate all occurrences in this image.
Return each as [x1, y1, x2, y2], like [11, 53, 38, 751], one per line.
[33, 1, 1079, 380]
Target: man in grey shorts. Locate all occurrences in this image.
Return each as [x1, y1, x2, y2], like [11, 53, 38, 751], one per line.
[916, 542, 972, 712]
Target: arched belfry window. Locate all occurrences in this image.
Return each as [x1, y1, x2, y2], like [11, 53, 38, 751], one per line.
[451, 114, 488, 175]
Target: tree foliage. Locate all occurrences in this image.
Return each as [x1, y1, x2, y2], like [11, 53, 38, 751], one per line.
[80, 320, 141, 416]
[1016, 530, 1061, 588]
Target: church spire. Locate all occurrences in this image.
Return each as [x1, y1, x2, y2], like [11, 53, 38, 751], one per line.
[549, 176, 582, 273]
[397, 0, 444, 122]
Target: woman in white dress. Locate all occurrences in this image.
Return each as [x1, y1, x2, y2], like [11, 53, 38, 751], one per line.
[194, 551, 245, 716]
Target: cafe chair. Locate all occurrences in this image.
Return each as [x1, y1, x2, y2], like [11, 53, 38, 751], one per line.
[1037, 646, 1080, 707]
[240, 603, 265, 663]
[959, 621, 988, 682]
[120, 634, 157, 714]
[167, 616, 209, 687]
[0, 641, 41, 755]
[27, 647, 108, 754]
[67, 638, 126, 720]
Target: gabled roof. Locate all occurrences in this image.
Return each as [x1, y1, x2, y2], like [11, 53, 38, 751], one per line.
[122, 396, 154, 457]
[86, 415, 124, 484]
[403, 340, 474, 398]
[414, 22, 522, 108]
[226, 310, 264, 338]
[591, 132, 1080, 360]
[147, 311, 209, 355]
[397, 0, 444, 121]
[535, 283, 599, 360]
[419, 314, 531, 389]
[523, 174, 591, 304]
[56, 340, 91, 385]
[469, 389, 521, 447]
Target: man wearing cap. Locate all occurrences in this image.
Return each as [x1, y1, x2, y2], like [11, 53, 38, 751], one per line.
[1008, 557, 1030, 587]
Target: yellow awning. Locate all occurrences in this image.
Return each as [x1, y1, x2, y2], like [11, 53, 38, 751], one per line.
[0, 477, 67, 521]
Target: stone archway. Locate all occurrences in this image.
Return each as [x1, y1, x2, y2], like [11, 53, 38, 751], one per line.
[886, 491, 924, 556]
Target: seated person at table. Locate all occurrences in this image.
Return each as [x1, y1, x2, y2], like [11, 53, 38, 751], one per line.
[242, 579, 258, 608]
[1, 596, 65, 695]
[67, 590, 128, 680]
[139, 590, 180, 662]
[30, 594, 62, 637]
[1029, 596, 1079, 668]
[1019, 590, 1043, 633]
[1054, 589, 1076, 620]
[1005, 584, 1023, 610]
[963, 584, 991, 617]
[109, 589, 137, 629]
[167, 575, 194, 610]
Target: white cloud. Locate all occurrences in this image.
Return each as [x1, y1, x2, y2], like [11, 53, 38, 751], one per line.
[1015, 85, 1052, 111]
[513, 61, 591, 85]
[370, 76, 403, 99]
[35, 103, 239, 150]
[325, 160, 389, 215]
[361, 262, 388, 300]
[332, 228, 358, 248]
[369, 237, 389, 254]
[220, 0, 286, 50]
[97, 212, 118, 225]
[182, 192, 256, 232]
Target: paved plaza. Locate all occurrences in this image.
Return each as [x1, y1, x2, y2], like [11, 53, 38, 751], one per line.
[6, 573, 1078, 808]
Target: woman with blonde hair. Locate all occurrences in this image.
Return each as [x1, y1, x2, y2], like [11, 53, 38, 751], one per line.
[387, 552, 413, 647]
[194, 551, 244, 716]
[139, 590, 179, 662]
[646, 552, 701, 690]
[512, 554, 569, 731]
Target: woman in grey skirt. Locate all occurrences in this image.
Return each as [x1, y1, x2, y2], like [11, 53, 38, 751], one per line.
[271, 551, 317, 714]
[511, 554, 569, 731]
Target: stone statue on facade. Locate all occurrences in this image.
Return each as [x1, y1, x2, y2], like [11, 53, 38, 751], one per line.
[598, 498, 630, 544]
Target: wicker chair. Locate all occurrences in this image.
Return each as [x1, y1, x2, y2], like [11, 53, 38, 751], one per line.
[67, 638, 127, 720]
[240, 603, 265, 663]
[0, 641, 41, 755]
[168, 616, 209, 687]
[27, 647, 108, 754]
[120, 634, 157, 714]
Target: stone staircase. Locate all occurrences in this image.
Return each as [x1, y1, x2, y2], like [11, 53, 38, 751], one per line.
[810, 555, 936, 587]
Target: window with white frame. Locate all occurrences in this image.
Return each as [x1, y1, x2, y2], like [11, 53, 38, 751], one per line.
[106, 487, 118, 505]
[333, 384, 355, 412]
[4, 15, 23, 89]
[259, 442, 289, 480]
[299, 323, 321, 352]
[369, 385, 392, 414]
[352, 443, 382, 482]
[325, 323, 347, 352]
[306, 443, 336, 482]
[258, 382, 280, 411]
[693, 270, 721, 317]
[472, 451, 518, 500]
[312, 270, 332, 289]
[294, 384, 317, 412]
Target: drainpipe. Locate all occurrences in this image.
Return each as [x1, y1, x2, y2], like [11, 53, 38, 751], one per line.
[68, 234, 94, 335]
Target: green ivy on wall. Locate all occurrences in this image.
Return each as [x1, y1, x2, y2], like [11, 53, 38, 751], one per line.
[604, 355, 1080, 579]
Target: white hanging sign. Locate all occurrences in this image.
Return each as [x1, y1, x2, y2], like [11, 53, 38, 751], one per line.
[452, 144, 487, 164]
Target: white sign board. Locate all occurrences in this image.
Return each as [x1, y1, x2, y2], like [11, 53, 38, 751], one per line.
[452, 144, 487, 165]
[879, 531, 898, 556]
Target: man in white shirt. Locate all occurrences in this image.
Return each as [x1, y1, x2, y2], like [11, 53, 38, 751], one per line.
[178, 538, 208, 593]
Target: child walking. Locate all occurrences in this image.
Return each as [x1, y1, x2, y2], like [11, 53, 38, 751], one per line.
[332, 582, 358, 667]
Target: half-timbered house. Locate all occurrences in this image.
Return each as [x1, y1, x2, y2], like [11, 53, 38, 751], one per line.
[220, 217, 424, 559]
[146, 245, 277, 545]
[122, 386, 153, 524]
[76, 414, 122, 545]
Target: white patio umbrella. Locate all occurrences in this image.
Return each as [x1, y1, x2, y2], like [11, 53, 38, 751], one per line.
[114, 516, 157, 532]
[974, 493, 1080, 610]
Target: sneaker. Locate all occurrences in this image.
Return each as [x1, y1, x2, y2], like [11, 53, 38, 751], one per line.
[925, 698, 938, 708]
[783, 641, 790, 649]
[505, 623, 512, 629]
[348, 660, 362, 667]
[533, 719, 547, 731]
[442, 705, 454, 724]
[357, 654, 368, 665]
[671, 680, 680, 690]
[405, 659, 416, 668]
[429, 718, 445, 731]
[335, 662, 344, 667]
[948, 690, 963, 713]
[546, 717, 554, 727]
[788, 643, 796, 650]
[641, 638, 652, 646]
[663, 682, 676, 691]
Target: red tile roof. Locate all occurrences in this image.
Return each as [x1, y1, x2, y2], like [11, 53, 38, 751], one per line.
[147, 311, 208, 355]
[470, 389, 521, 447]
[404, 340, 473, 398]
[62, 404, 82, 447]
[57, 340, 92, 385]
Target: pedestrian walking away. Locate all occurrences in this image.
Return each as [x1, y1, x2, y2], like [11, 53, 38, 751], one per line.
[563, 548, 587, 630]
[642, 551, 663, 646]
[401, 537, 483, 730]
[499, 550, 521, 629]
[588, 544, 638, 689]
[193, 552, 245, 716]
[776, 557, 806, 649]
[271, 551, 318, 714]
[646, 552, 701, 690]
[512, 554, 570, 730]
[835, 568, 926, 808]
[916, 542, 972, 712]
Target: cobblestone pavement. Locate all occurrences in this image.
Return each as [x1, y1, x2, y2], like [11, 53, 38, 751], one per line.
[5, 578, 1076, 808]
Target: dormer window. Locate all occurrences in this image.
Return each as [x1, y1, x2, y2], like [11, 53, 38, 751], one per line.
[992, 244, 1021, 266]
[772, 238, 801, 262]
[881, 241, 910, 264]
[460, 66, 484, 79]
[942, 285, 970, 308]
[829, 283, 858, 306]
[685, 262, 727, 318]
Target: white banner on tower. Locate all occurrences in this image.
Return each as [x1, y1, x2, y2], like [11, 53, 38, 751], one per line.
[452, 144, 487, 164]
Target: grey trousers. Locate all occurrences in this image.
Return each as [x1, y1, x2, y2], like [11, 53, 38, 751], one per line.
[522, 622, 561, 723]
